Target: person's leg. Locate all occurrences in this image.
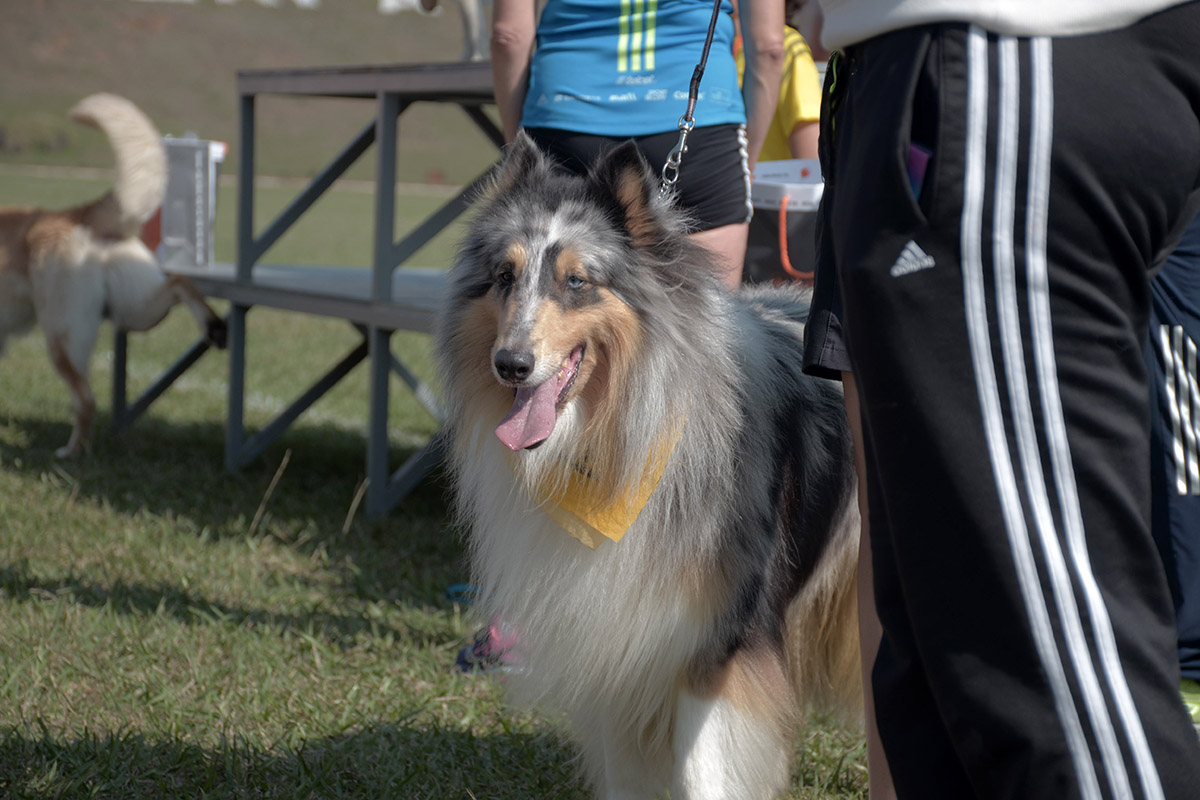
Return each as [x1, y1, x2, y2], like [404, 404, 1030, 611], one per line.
[805, 73, 899, 797]
[842, 374, 897, 800]
[1145, 209, 1200, 725]
[689, 222, 748, 290]
[861, 418, 976, 798]
[666, 123, 753, 287]
[831, 12, 1200, 798]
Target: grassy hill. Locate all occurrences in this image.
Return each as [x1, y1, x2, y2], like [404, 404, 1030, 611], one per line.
[0, 0, 498, 184]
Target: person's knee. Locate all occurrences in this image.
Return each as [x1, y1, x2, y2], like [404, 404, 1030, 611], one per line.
[688, 223, 749, 288]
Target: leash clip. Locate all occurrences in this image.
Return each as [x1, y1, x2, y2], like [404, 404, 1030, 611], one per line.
[660, 116, 695, 197]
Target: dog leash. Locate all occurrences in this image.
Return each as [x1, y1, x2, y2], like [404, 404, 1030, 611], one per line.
[659, 0, 726, 197]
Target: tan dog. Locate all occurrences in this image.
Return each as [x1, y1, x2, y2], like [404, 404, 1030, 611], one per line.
[0, 93, 226, 457]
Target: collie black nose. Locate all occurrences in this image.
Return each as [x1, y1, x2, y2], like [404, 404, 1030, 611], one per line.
[494, 349, 534, 382]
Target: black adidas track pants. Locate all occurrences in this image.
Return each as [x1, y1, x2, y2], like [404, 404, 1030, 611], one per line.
[810, 7, 1200, 798]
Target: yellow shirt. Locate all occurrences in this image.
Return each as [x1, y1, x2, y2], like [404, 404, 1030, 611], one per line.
[734, 26, 823, 162]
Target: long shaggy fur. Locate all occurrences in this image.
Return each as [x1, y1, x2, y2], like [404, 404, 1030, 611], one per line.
[0, 93, 226, 458]
[435, 133, 861, 799]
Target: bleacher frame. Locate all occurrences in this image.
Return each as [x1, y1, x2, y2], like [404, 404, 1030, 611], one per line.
[111, 61, 501, 517]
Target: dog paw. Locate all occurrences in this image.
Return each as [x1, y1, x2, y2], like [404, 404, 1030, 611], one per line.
[207, 318, 229, 350]
[55, 443, 82, 459]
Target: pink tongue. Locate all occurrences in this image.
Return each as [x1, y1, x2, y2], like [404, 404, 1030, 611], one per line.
[495, 377, 560, 450]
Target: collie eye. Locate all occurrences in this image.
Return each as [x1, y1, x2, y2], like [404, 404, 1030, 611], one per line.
[498, 270, 515, 285]
[566, 275, 586, 289]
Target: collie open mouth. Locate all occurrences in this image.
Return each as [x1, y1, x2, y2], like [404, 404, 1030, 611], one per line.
[495, 345, 585, 451]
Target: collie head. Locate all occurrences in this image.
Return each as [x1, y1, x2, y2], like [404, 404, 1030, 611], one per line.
[436, 132, 737, 503]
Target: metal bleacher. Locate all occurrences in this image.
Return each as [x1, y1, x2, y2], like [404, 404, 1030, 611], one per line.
[112, 62, 502, 517]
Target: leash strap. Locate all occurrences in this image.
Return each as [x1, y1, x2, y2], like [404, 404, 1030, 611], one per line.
[660, 0, 726, 197]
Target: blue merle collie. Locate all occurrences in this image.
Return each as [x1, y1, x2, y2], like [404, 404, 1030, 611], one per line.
[435, 132, 861, 799]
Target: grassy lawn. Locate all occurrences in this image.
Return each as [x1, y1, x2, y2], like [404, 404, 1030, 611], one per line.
[0, 0, 499, 185]
[0, 176, 868, 799]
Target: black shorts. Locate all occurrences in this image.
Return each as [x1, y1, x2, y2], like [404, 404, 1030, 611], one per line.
[524, 123, 753, 231]
[801, 57, 851, 379]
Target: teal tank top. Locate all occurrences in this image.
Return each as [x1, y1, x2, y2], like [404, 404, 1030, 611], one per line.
[521, 0, 746, 136]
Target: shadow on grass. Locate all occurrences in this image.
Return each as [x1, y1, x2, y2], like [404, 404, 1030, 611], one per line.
[0, 411, 466, 610]
[0, 721, 588, 800]
[0, 562, 440, 649]
[0, 411, 446, 514]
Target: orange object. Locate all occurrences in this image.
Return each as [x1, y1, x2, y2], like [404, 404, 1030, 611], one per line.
[141, 207, 162, 251]
[778, 195, 814, 283]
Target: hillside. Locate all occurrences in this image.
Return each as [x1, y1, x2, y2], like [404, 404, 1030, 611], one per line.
[0, 0, 498, 184]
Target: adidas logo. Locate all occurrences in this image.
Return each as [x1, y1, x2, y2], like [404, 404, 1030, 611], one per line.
[890, 240, 936, 277]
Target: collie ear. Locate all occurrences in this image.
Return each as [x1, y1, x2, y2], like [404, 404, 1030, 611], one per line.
[588, 141, 665, 248]
[489, 130, 547, 196]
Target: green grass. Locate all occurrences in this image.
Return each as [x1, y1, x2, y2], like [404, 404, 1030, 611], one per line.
[0, 175, 869, 798]
[0, 0, 499, 184]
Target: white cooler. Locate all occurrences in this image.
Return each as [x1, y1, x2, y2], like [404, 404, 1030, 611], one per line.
[744, 158, 824, 285]
[158, 135, 227, 269]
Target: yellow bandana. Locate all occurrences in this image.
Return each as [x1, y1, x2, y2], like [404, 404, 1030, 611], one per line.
[539, 430, 681, 549]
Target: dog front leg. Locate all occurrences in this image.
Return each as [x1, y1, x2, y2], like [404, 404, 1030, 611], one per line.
[598, 737, 663, 800]
[575, 714, 668, 800]
[670, 651, 795, 800]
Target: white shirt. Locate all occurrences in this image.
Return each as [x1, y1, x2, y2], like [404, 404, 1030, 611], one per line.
[818, 0, 1190, 50]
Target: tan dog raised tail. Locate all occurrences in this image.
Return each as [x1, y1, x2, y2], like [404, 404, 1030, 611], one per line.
[0, 93, 227, 457]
